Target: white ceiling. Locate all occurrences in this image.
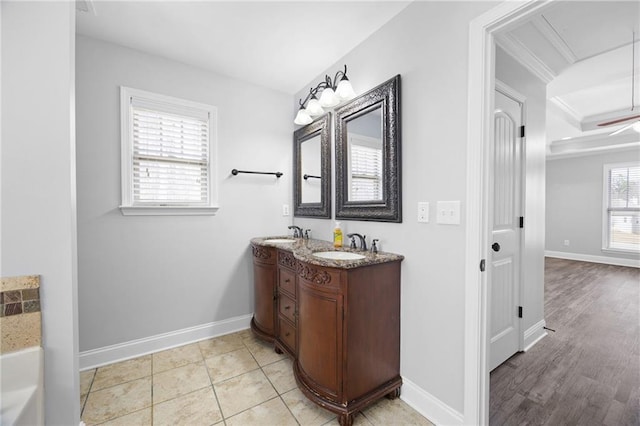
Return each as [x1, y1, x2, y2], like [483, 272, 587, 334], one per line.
[76, 1, 411, 95]
[77, 1, 639, 155]
[496, 1, 640, 154]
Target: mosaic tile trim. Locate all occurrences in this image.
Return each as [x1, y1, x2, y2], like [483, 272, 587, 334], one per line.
[0, 288, 40, 317]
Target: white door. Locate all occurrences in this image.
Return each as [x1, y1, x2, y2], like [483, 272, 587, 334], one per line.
[489, 87, 523, 371]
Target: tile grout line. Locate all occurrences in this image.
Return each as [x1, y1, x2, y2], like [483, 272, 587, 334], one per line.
[198, 338, 227, 426]
[218, 336, 287, 423]
[80, 369, 97, 419]
[150, 351, 154, 425]
[250, 343, 302, 426]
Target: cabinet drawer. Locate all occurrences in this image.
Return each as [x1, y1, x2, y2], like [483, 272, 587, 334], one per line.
[279, 317, 296, 353]
[279, 293, 296, 323]
[278, 268, 296, 296]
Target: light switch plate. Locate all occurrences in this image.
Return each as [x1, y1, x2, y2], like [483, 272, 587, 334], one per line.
[282, 204, 290, 216]
[436, 201, 461, 225]
[418, 202, 429, 223]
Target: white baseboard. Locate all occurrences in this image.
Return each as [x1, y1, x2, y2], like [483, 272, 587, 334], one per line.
[523, 319, 547, 352]
[545, 250, 640, 268]
[79, 314, 252, 370]
[401, 377, 464, 426]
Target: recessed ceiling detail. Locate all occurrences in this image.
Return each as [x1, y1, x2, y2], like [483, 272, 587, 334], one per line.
[496, 1, 640, 147]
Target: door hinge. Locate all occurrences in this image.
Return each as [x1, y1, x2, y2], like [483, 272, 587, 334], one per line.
[480, 259, 486, 272]
[518, 306, 523, 318]
[519, 216, 524, 228]
[519, 126, 525, 138]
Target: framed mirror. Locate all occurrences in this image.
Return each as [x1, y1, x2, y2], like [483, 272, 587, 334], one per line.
[294, 113, 331, 218]
[335, 75, 401, 222]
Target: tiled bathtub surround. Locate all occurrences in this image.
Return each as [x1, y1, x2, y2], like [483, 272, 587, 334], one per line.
[0, 275, 42, 354]
[80, 330, 434, 425]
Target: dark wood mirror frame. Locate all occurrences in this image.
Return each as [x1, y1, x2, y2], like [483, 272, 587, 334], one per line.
[294, 113, 331, 218]
[335, 74, 401, 222]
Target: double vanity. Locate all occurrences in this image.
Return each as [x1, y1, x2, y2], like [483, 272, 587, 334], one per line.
[250, 236, 404, 426]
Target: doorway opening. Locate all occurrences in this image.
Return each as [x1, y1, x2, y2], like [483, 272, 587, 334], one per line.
[464, 1, 552, 424]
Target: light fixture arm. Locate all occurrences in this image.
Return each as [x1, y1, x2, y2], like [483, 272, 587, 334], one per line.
[296, 64, 351, 110]
[325, 64, 350, 90]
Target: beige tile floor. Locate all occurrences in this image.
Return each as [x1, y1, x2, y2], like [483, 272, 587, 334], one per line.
[80, 329, 434, 425]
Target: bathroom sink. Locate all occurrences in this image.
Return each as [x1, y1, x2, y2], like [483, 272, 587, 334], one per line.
[263, 238, 295, 244]
[313, 251, 366, 260]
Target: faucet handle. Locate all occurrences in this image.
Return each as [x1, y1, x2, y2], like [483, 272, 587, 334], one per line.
[349, 236, 357, 249]
[304, 229, 311, 239]
[371, 239, 379, 253]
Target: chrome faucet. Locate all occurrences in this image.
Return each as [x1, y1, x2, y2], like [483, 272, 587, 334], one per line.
[288, 225, 303, 238]
[346, 233, 367, 251]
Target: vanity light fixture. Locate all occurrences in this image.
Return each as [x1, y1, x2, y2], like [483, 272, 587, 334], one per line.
[294, 64, 356, 125]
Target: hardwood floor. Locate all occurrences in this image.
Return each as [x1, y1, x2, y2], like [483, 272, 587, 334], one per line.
[490, 257, 640, 425]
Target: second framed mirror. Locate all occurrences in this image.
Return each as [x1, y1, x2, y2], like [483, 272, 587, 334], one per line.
[294, 113, 331, 218]
[335, 75, 401, 222]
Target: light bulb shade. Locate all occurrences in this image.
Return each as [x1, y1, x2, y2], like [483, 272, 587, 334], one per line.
[336, 79, 356, 100]
[319, 87, 340, 108]
[294, 108, 313, 125]
[305, 98, 324, 116]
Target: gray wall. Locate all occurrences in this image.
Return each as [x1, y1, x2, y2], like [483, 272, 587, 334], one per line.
[292, 1, 497, 414]
[1, 2, 80, 423]
[546, 149, 640, 261]
[495, 47, 547, 341]
[76, 36, 293, 351]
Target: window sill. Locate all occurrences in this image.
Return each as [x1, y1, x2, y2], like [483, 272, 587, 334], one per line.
[602, 247, 640, 255]
[119, 205, 220, 216]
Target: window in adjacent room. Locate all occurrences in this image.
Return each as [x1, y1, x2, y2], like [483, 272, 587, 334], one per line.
[120, 87, 218, 215]
[603, 162, 640, 252]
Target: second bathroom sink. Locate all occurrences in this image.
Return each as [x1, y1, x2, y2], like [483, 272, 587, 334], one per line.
[313, 251, 366, 260]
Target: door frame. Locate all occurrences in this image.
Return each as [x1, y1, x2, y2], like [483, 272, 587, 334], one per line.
[464, 1, 553, 424]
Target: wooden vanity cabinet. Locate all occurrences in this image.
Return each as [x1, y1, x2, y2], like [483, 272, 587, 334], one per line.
[250, 244, 277, 342]
[294, 260, 402, 426]
[275, 250, 298, 357]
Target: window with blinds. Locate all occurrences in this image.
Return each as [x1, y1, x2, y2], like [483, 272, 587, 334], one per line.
[348, 135, 383, 201]
[120, 87, 218, 215]
[604, 163, 640, 252]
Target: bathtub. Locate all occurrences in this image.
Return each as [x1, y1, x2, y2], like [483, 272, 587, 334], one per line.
[0, 346, 44, 426]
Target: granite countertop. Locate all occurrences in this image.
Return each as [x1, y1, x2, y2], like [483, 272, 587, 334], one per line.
[250, 236, 404, 269]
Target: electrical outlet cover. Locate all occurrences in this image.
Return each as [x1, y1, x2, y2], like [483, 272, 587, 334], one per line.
[418, 202, 429, 223]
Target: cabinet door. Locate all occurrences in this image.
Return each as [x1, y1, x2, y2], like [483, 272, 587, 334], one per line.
[297, 281, 343, 401]
[253, 262, 276, 335]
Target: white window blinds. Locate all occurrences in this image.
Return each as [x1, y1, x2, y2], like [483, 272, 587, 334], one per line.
[349, 137, 383, 201]
[120, 87, 218, 215]
[132, 106, 209, 204]
[606, 164, 640, 251]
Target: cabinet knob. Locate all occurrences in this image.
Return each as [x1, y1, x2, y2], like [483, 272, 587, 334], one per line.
[285, 305, 291, 310]
[285, 332, 290, 337]
[285, 279, 290, 283]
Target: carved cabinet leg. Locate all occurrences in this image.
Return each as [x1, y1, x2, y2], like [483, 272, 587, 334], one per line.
[386, 386, 401, 400]
[338, 413, 354, 426]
